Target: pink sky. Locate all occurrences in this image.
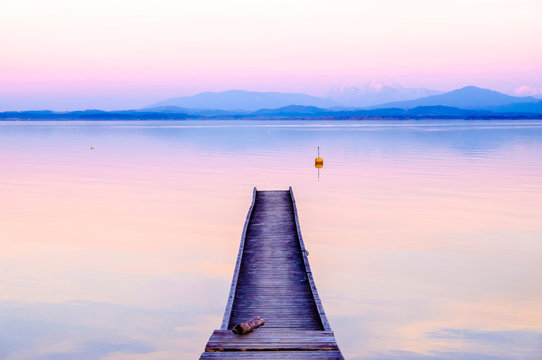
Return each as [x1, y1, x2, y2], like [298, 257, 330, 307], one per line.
[1, 0, 541, 110]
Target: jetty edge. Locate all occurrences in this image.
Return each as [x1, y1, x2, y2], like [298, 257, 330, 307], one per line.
[199, 187, 344, 359]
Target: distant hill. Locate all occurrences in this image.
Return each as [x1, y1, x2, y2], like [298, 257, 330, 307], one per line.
[2, 105, 541, 120]
[148, 86, 537, 112]
[146, 90, 339, 111]
[371, 86, 539, 110]
[327, 81, 441, 107]
[144, 105, 247, 117]
[4, 85, 542, 120]
[238, 105, 492, 119]
[252, 105, 329, 116]
[0, 109, 191, 120]
[491, 100, 542, 113]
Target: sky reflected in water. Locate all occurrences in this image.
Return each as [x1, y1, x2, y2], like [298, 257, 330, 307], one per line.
[1, 120, 542, 360]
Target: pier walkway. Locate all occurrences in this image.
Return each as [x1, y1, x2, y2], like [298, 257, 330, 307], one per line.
[200, 188, 344, 359]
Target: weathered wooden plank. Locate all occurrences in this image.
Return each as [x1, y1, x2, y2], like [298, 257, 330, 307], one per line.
[200, 351, 344, 359]
[205, 330, 339, 351]
[289, 186, 332, 332]
[220, 187, 257, 330]
[200, 188, 344, 359]
[227, 190, 323, 332]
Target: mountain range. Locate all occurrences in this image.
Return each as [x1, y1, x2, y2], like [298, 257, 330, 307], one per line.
[326, 81, 442, 107]
[371, 86, 539, 110]
[2, 86, 542, 119]
[146, 85, 540, 113]
[147, 90, 338, 111]
[148, 82, 442, 110]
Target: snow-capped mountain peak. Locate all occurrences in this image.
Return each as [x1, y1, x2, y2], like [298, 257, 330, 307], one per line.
[327, 81, 442, 107]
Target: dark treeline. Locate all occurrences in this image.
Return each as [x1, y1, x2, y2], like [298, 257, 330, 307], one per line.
[1, 106, 541, 120]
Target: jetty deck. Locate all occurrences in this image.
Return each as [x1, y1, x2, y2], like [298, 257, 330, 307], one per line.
[200, 188, 344, 359]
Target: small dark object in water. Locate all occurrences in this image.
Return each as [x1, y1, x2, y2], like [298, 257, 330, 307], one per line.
[232, 316, 265, 335]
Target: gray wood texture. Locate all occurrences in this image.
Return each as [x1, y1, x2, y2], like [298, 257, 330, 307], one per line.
[200, 189, 344, 359]
[221, 187, 257, 330]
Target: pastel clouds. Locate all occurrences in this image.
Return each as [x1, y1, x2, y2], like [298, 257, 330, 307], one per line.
[514, 86, 542, 97]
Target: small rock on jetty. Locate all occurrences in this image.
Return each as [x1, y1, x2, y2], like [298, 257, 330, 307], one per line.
[232, 316, 265, 335]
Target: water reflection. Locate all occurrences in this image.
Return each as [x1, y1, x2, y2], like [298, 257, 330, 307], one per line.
[0, 120, 541, 360]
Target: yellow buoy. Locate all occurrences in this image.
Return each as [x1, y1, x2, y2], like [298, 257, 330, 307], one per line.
[315, 157, 323, 168]
[315, 146, 324, 168]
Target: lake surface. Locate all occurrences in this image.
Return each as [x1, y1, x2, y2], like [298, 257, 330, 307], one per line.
[1, 120, 541, 360]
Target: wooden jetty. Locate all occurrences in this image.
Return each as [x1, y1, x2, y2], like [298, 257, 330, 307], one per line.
[200, 187, 344, 359]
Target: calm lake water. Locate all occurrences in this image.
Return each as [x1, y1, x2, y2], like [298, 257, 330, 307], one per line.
[1, 120, 541, 360]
